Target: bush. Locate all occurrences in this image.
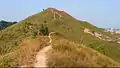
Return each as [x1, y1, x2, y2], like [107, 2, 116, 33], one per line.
[89, 43, 106, 54]
[39, 24, 49, 35]
[44, 27, 49, 35]
[24, 22, 31, 25]
[31, 31, 37, 38]
[39, 24, 45, 34]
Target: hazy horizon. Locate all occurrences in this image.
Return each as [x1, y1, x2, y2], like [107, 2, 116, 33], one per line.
[0, 0, 120, 28]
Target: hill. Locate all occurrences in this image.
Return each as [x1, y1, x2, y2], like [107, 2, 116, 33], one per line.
[23, 8, 120, 62]
[0, 20, 17, 30]
[0, 8, 120, 67]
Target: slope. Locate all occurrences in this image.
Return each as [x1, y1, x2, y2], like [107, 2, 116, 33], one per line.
[24, 8, 120, 62]
[47, 34, 120, 67]
[0, 8, 120, 67]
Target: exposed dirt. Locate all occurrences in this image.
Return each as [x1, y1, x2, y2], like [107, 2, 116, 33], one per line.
[33, 32, 55, 67]
[33, 45, 52, 67]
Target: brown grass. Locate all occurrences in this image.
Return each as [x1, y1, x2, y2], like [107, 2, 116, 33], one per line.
[16, 36, 49, 66]
[47, 35, 120, 67]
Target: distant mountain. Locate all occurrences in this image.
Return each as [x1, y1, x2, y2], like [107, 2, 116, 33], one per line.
[0, 20, 17, 30]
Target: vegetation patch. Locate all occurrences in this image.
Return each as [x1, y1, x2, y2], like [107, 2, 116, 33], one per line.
[89, 43, 106, 54]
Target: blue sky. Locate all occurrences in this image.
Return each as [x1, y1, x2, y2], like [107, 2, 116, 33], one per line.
[0, 0, 120, 28]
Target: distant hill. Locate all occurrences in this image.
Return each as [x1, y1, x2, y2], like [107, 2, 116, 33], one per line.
[0, 8, 120, 67]
[0, 20, 17, 30]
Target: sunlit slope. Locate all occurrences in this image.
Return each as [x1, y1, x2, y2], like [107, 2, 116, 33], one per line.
[47, 34, 120, 67]
[0, 8, 120, 64]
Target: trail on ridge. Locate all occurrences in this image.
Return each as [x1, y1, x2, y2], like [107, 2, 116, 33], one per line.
[33, 45, 52, 67]
[33, 32, 56, 67]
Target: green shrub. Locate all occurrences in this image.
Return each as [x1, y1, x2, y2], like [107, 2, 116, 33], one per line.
[44, 27, 49, 35]
[31, 31, 37, 38]
[24, 22, 31, 25]
[39, 24, 45, 34]
[39, 24, 49, 35]
[89, 43, 106, 54]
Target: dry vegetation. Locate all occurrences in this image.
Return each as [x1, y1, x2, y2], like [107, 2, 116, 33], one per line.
[0, 35, 49, 67]
[47, 35, 120, 67]
[16, 36, 49, 67]
[0, 33, 120, 67]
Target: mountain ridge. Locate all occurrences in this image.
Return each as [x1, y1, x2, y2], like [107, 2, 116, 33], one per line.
[0, 8, 120, 67]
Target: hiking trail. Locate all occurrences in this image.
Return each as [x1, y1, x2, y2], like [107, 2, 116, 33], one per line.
[33, 32, 55, 67]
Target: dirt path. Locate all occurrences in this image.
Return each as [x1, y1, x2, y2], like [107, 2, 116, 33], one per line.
[34, 45, 52, 67]
[33, 32, 55, 67]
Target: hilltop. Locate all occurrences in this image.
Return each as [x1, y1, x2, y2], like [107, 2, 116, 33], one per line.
[0, 8, 120, 67]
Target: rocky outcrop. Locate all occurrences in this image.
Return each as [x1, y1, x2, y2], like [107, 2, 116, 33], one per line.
[84, 28, 103, 40]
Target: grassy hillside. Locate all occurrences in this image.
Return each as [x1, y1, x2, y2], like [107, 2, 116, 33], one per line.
[24, 8, 120, 62]
[47, 34, 120, 67]
[0, 36, 49, 67]
[0, 8, 120, 67]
